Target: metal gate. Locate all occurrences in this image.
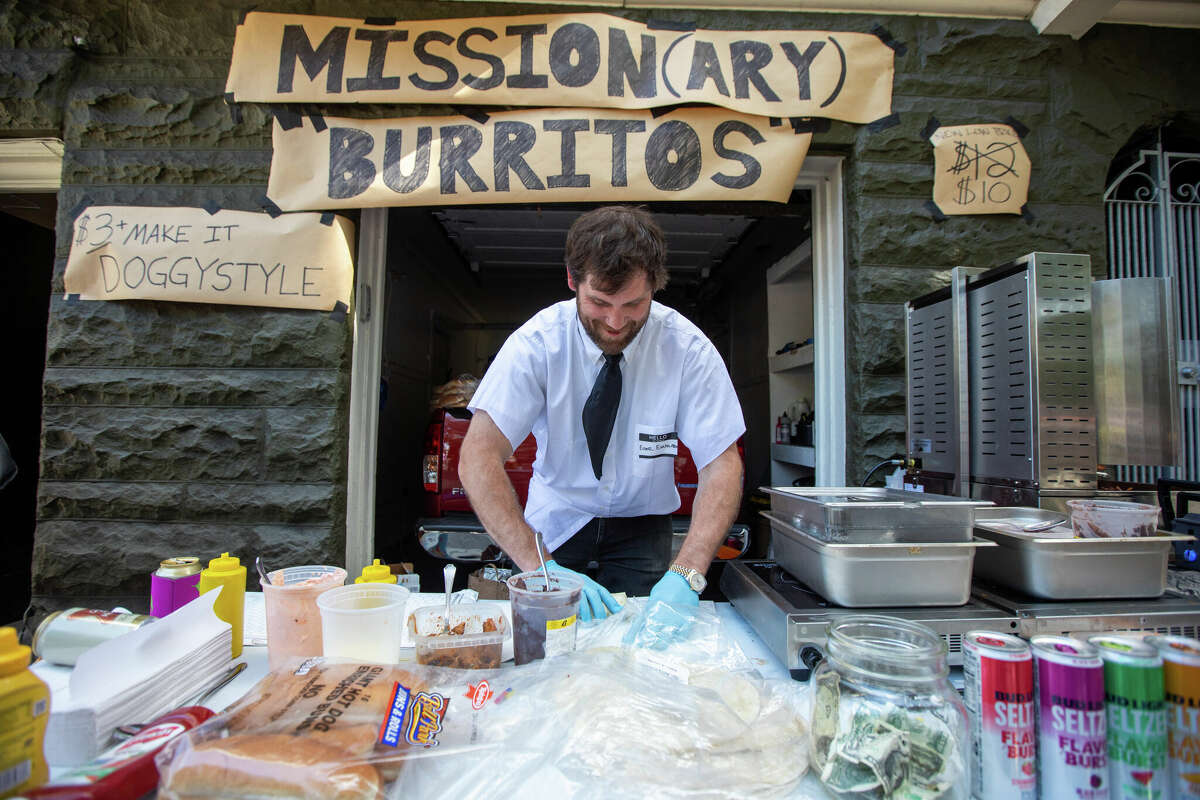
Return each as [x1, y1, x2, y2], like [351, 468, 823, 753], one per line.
[1104, 132, 1200, 482]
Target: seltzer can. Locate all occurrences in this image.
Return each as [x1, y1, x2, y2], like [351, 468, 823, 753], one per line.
[149, 556, 203, 618]
[1146, 634, 1200, 799]
[963, 631, 1036, 800]
[1089, 635, 1167, 800]
[32, 607, 155, 666]
[1032, 635, 1109, 800]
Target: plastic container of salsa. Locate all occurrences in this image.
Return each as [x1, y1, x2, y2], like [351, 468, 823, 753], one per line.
[407, 602, 507, 669]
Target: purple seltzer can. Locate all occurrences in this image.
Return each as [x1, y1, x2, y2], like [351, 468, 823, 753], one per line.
[1033, 635, 1109, 800]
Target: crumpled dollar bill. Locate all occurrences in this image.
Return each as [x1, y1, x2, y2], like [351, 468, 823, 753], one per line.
[811, 688, 960, 800]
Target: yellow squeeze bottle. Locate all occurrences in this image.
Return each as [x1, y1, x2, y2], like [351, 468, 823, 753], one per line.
[0, 626, 49, 797]
[354, 559, 398, 584]
[198, 552, 246, 658]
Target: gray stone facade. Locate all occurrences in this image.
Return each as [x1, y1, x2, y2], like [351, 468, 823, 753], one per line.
[2, 2, 1197, 605]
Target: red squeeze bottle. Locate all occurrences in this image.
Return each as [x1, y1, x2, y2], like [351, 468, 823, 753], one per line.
[21, 705, 213, 800]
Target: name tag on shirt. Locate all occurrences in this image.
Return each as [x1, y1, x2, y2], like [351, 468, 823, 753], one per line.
[637, 426, 679, 459]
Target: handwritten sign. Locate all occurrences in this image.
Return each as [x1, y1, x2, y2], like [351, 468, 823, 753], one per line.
[226, 11, 894, 123]
[64, 207, 355, 311]
[268, 106, 811, 210]
[929, 124, 1030, 216]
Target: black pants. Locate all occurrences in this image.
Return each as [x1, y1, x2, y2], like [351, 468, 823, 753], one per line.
[551, 514, 673, 597]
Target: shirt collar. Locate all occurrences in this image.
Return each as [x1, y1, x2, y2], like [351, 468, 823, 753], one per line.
[573, 303, 652, 368]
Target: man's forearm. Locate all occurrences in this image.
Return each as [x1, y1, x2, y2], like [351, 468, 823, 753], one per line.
[458, 417, 545, 572]
[673, 444, 743, 575]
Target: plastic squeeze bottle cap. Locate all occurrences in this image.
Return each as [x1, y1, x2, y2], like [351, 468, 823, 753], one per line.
[355, 558, 398, 584]
[205, 552, 242, 575]
[0, 626, 31, 676]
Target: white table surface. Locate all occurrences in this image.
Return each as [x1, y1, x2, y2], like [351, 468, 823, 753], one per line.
[45, 598, 836, 797]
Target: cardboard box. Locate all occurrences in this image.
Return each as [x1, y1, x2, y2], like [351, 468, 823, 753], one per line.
[468, 567, 511, 600]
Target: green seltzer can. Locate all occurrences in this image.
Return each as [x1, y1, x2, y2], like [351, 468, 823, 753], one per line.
[1089, 635, 1167, 800]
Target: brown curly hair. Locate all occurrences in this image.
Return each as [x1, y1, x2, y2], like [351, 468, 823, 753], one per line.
[564, 206, 668, 294]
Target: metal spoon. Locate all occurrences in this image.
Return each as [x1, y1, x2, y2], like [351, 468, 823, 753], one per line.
[256, 556, 271, 587]
[1023, 514, 1069, 533]
[534, 531, 552, 592]
[443, 563, 456, 633]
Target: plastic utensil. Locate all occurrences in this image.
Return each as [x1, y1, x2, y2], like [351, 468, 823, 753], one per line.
[256, 556, 271, 587]
[535, 530, 552, 591]
[443, 563, 456, 632]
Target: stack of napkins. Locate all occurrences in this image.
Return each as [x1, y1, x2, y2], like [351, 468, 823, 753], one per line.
[35, 588, 234, 766]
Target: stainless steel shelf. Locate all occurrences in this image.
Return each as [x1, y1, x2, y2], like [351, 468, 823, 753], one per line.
[772, 443, 814, 467]
[769, 344, 813, 372]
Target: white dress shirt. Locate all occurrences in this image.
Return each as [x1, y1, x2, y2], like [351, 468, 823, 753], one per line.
[469, 299, 745, 551]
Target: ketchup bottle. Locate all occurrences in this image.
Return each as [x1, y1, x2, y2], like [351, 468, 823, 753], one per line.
[21, 705, 213, 800]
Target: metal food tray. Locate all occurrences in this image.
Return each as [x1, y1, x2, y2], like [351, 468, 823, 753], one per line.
[762, 486, 992, 543]
[762, 511, 996, 607]
[973, 507, 1195, 600]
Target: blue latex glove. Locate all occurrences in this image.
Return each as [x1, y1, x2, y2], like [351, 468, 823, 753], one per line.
[622, 571, 699, 649]
[545, 560, 622, 622]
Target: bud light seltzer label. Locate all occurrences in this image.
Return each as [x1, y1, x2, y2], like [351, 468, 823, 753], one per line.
[1090, 635, 1166, 800]
[1147, 635, 1200, 799]
[1033, 635, 1108, 800]
[964, 631, 1035, 800]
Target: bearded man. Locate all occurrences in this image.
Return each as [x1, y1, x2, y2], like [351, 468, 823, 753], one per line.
[458, 206, 744, 634]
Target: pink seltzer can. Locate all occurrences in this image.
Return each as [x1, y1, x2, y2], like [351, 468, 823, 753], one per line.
[1032, 635, 1109, 800]
[963, 631, 1036, 800]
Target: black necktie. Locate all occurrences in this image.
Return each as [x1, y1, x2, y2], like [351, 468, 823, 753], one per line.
[582, 353, 622, 480]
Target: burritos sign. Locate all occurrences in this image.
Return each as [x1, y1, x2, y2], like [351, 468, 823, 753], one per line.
[64, 206, 355, 311]
[929, 123, 1031, 216]
[227, 11, 894, 123]
[267, 107, 811, 210]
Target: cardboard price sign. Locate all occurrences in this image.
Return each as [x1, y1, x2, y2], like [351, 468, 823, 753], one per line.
[929, 123, 1031, 216]
[268, 106, 811, 210]
[227, 11, 894, 123]
[64, 206, 355, 311]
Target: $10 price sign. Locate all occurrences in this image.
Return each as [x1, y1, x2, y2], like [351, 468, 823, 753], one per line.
[929, 123, 1030, 216]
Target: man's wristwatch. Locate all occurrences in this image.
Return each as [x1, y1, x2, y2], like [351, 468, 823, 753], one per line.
[668, 564, 707, 594]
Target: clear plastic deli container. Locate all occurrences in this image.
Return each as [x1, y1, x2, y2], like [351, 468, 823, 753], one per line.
[262, 565, 347, 670]
[1067, 499, 1161, 538]
[407, 602, 508, 669]
[317, 583, 410, 664]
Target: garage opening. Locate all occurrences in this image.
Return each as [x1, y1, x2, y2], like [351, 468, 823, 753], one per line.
[371, 196, 816, 590]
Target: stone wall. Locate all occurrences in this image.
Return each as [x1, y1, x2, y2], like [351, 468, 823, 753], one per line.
[2, 3, 1198, 605]
[837, 17, 1200, 482]
[0, 1, 355, 610]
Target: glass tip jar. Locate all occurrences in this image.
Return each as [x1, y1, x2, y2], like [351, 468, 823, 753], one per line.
[810, 615, 970, 799]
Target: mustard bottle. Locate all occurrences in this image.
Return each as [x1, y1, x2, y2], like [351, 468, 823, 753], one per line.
[0, 626, 49, 797]
[198, 552, 246, 659]
[354, 559, 398, 584]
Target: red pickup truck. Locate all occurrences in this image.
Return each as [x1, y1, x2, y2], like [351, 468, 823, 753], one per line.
[418, 407, 750, 562]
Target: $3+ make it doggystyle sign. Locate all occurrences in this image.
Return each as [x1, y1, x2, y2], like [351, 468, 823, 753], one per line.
[63, 206, 356, 311]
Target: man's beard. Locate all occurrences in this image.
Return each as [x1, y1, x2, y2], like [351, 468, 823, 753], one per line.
[578, 300, 647, 355]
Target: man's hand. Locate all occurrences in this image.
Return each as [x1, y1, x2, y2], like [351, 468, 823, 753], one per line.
[622, 571, 699, 649]
[546, 560, 622, 622]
